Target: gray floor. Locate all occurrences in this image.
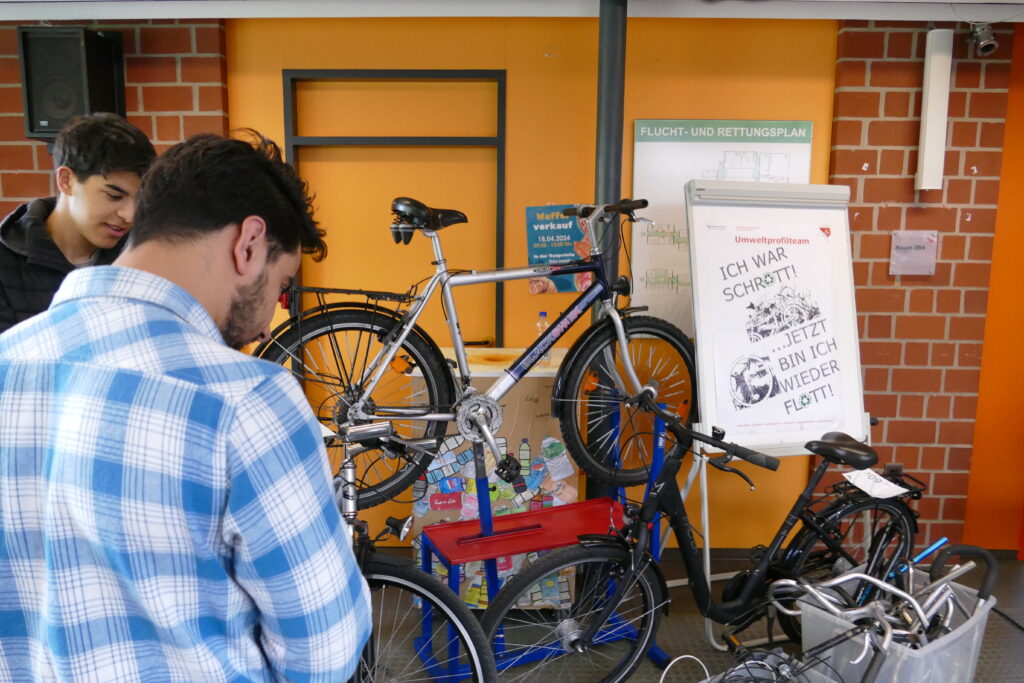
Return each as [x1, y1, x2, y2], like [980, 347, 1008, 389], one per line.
[624, 554, 1024, 682]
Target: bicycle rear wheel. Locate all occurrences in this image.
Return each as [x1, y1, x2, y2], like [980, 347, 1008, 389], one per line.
[481, 544, 664, 683]
[258, 308, 454, 509]
[558, 316, 696, 487]
[360, 555, 496, 681]
[775, 495, 916, 642]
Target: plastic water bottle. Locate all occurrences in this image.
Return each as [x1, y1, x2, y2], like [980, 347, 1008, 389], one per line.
[518, 438, 531, 470]
[536, 311, 551, 367]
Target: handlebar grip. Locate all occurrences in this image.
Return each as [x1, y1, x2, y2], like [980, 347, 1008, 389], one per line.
[618, 198, 648, 212]
[731, 444, 781, 471]
[929, 544, 998, 601]
[563, 201, 647, 217]
[561, 205, 595, 218]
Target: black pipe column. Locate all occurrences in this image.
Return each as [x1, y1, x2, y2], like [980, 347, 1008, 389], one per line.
[594, 0, 627, 280]
[587, 0, 627, 501]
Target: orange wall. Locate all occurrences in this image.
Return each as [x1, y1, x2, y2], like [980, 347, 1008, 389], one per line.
[963, 32, 1024, 550]
[226, 17, 837, 547]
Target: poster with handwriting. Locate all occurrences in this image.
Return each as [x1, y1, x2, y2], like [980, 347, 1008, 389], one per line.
[686, 182, 865, 453]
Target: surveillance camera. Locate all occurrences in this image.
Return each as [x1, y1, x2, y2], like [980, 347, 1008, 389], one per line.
[970, 23, 999, 57]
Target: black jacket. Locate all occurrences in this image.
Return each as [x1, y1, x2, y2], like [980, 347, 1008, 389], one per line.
[0, 198, 123, 334]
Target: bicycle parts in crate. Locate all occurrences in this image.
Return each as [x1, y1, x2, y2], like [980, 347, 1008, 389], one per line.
[770, 547, 997, 683]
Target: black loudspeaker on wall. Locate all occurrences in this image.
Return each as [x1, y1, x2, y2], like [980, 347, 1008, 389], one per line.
[17, 27, 126, 139]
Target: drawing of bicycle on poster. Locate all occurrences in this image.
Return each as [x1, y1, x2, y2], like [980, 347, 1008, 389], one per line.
[686, 181, 866, 455]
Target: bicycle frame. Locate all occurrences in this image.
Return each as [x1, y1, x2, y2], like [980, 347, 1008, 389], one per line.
[588, 450, 888, 636]
[347, 206, 645, 422]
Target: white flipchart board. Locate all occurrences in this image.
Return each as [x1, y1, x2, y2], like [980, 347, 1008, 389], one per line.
[685, 180, 868, 456]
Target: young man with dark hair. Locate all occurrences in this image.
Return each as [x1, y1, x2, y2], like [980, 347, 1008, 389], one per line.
[0, 131, 370, 681]
[0, 112, 155, 333]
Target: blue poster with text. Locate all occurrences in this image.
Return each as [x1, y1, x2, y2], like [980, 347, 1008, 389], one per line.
[525, 204, 593, 293]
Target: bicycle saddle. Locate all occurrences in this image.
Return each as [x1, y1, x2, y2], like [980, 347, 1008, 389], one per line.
[804, 432, 878, 470]
[391, 197, 467, 239]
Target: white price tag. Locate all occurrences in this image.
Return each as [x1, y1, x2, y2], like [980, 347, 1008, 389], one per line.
[843, 469, 909, 499]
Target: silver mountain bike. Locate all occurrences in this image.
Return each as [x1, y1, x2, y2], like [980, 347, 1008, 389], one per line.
[255, 197, 697, 509]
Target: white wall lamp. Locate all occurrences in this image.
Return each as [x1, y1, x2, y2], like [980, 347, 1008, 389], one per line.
[915, 29, 954, 191]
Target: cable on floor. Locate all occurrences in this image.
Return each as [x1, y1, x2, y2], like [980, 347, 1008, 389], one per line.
[658, 653, 710, 682]
[993, 606, 1024, 634]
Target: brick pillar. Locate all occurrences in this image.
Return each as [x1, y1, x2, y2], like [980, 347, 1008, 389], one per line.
[830, 20, 1012, 547]
[0, 19, 229, 215]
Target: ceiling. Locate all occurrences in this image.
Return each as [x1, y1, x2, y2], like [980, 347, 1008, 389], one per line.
[1, 0, 1023, 23]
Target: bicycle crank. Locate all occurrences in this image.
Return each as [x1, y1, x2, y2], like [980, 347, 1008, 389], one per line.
[456, 394, 506, 468]
[455, 394, 503, 443]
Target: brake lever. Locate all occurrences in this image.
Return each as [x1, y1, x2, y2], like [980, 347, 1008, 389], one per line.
[708, 455, 756, 491]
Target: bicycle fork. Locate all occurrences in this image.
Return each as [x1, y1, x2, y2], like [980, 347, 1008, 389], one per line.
[600, 300, 644, 396]
[576, 504, 658, 651]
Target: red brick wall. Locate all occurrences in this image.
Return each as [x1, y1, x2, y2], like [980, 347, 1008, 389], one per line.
[830, 20, 1012, 547]
[0, 19, 228, 216]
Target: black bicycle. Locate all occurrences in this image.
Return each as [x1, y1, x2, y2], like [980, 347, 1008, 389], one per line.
[480, 383, 923, 682]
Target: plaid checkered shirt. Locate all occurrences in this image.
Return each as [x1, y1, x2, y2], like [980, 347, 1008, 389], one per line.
[0, 266, 370, 682]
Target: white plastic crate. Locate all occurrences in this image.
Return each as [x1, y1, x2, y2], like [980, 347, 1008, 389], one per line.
[800, 579, 995, 682]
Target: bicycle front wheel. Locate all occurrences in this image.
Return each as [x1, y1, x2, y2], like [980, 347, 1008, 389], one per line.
[775, 495, 916, 642]
[559, 316, 696, 487]
[258, 308, 454, 509]
[360, 556, 496, 682]
[481, 544, 664, 683]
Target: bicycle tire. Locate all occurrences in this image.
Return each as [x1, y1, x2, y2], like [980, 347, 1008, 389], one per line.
[558, 316, 697, 486]
[481, 543, 664, 683]
[360, 556, 496, 682]
[258, 309, 454, 509]
[774, 495, 916, 642]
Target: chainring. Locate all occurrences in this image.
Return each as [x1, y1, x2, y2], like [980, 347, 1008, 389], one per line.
[455, 394, 503, 443]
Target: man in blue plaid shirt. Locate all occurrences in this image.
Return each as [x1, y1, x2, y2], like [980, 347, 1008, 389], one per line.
[0, 132, 371, 681]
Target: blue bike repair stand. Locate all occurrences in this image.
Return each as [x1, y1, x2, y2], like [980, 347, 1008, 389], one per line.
[609, 410, 672, 669]
[472, 442, 503, 605]
[420, 419, 672, 671]
[469, 416, 672, 667]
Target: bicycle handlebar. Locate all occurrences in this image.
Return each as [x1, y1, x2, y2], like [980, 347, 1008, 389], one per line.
[638, 384, 780, 472]
[728, 443, 780, 471]
[562, 198, 649, 218]
[929, 544, 997, 601]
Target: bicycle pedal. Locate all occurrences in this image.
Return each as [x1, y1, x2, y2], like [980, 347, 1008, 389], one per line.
[495, 454, 521, 483]
[722, 631, 744, 654]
